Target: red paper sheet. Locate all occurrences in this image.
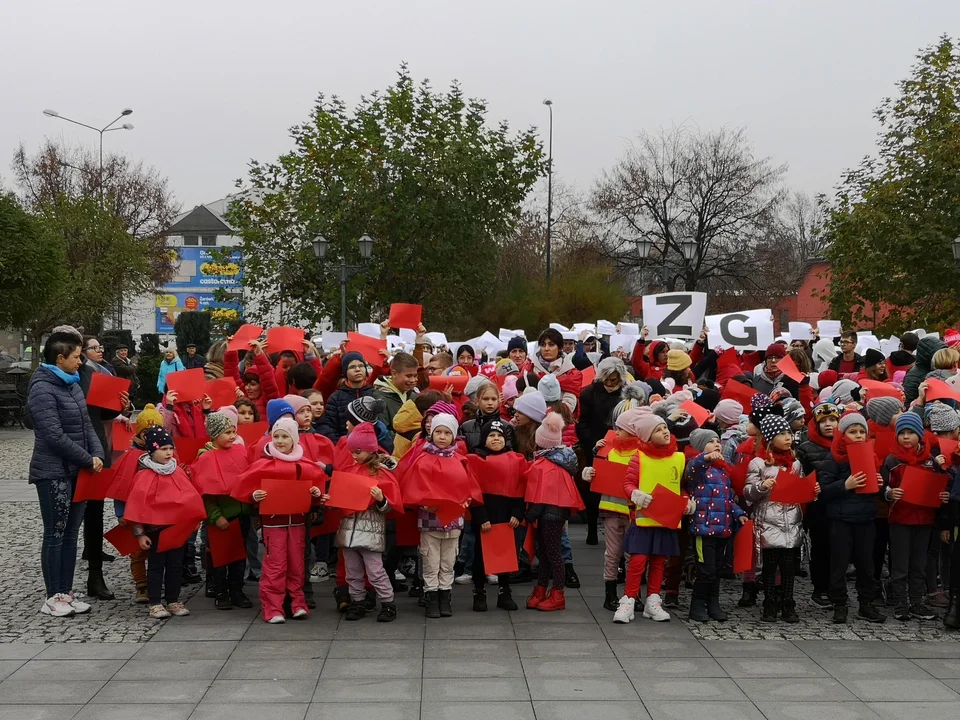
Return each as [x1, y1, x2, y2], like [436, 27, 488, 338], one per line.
[345, 333, 387, 367]
[311, 509, 341, 537]
[580, 366, 596, 389]
[112, 421, 135, 452]
[873, 427, 898, 464]
[434, 502, 465, 526]
[158, 521, 200, 552]
[729, 462, 748, 497]
[174, 437, 207, 464]
[427, 374, 470, 394]
[74, 467, 115, 502]
[86, 373, 130, 411]
[103, 525, 140, 556]
[926, 378, 960, 403]
[207, 520, 248, 567]
[524, 522, 536, 559]
[165, 368, 207, 403]
[776, 354, 804, 383]
[900, 466, 948, 508]
[939, 437, 960, 462]
[237, 421, 269, 446]
[680, 400, 710, 427]
[717, 348, 740, 370]
[481, 523, 520, 575]
[733, 520, 755, 573]
[326, 471, 377, 512]
[205, 377, 237, 409]
[721, 379, 757, 410]
[860, 379, 902, 400]
[642, 485, 687, 528]
[227, 324, 264, 352]
[590, 459, 629, 499]
[266, 326, 304, 355]
[388, 303, 423, 330]
[259, 478, 312, 514]
[769, 470, 817, 504]
[396, 511, 421, 546]
[848, 440, 880, 494]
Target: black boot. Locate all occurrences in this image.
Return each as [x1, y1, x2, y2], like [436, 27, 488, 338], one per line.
[205, 582, 217, 599]
[761, 598, 778, 622]
[707, 581, 728, 621]
[586, 524, 599, 546]
[473, 588, 487, 612]
[215, 592, 233, 610]
[497, 585, 518, 611]
[377, 602, 397, 622]
[945, 594, 960, 629]
[345, 601, 366, 621]
[781, 599, 799, 624]
[230, 586, 253, 609]
[333, 585, 350, 613]
[858, 603, 886, 624]
[564, 563, 581, 589]
[689, 594, 709, 622]
[363, 589, 377, 612]
[439, 589, 453, 617]
[425, 591, 441, 619]
[737, 581, 757, 608]
[833, 604, 848, 624]
[86, 573, 115, 601]
[603, 580, 619, 612]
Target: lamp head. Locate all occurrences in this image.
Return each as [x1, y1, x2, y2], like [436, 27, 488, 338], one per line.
[543, 99, 552, 106]
[357, 234, 375, 260]
[312, 234, 328, 260]
[121, 108, 133, 116]
[121, 123, 134, 130]
[42, 109, 59, 118]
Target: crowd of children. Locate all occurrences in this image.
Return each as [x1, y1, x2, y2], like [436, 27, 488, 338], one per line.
[40, 322, 960, 633]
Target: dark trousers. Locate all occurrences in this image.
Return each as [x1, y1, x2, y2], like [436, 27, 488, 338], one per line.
[211, 517, 250, 594]
[807, 503, 831, 594]
[692, 536, 728, 598]
[889, 523, 931, 611]
[926, 532, 949, 593]
[874, 517, 889, 583]
[84, 499, 106, 582]
[829, 520, 875, 607]
[535, 519, 566, 589]
[663, 520, 691, 597]
[35, 477, 86, 597]
[950, 532, 960, 593]
[762, 547, 797, 603]
[146, 530, 185, 605]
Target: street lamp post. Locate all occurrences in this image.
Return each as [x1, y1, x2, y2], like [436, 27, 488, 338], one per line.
[543, 99, 553, 286]
[952, 236, 960, 267]
[312, 234, 376, 332]
[42, 108, 134, 207]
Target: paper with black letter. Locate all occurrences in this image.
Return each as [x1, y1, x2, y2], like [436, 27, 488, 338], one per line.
[641, 292, 707, 340]
[705, 309, 774, 351]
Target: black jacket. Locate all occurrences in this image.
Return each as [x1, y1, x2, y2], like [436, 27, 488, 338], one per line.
[795, 430, 833, 476]
[818, 456, 877, 523]
[462, 409, 505, 455]
[828, 352, 862, 373]
[576, 382, 623, 463]
[182, 354, 207, 371]
[316, 382, 376, 444]
[79, 362, 123, 469]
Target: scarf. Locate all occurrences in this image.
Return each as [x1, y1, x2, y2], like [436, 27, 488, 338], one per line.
[85, 358, 111, 375]
[265, 442, 304, 461]
[890, 438, 931, 466]
[806, 418, 833, 449]
[638, 436, 679, 459]
[42, 363, 80, 385]
[831, 432, 860, 464]
[767, 448, 796, 469]
[424, 441, 457, 458]
[612, 435, 640, 453]
[536, 351, 565, 375]
[140, 455, 177, 475]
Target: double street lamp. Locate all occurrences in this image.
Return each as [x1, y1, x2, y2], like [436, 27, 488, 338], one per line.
[312, 234, 376, 332]
[636, 237, 698, 290]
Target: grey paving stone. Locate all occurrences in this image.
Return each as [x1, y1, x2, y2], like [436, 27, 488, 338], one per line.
[421, 677, 530, 702]
[0, 646, 44, 661]
[622, 657, 728, 679]
[0, 663, 23, 683]
[326, 640, 419, 658]
[320, 658, 420, 679]
[912, 658, 960, 678]
[313, 678, 421, 702]
[189, 702, 308, 720]
[516, 640, 614, 658]
[643, 701, 766, 720]
[815, 657, 935, 680]
[8, 658, 124, 681]
[330, 622, 423, 641]
[526, 676, 639, 701]
[425, 622, 515, 639]
[231, 640, 328, 658]
[202, 679, 317, 703]
[133, 641, 237, 661]
[511, 609, 598, 624]
[841, 678, 959, 702]
[0, 679, 107, 704]
[608, 639, 710, 658]
[419, 702, 535, 719]
[38, 643, 143, 660]
[0, 706, 85, 720]
[73, 704, 196, 720]
[423, 639, 517, 658]
[91, 679, 211, 704]
[701, 639, 805, 658]
[304, 702, 420, 720]
[521, 658, 627, 678]
[754, 702, 883, 720]
[150, 623, 248, 642]
[423, 657, 523, 677]
[512, 623, 607, 640]
[867, 701, 960, 719]
[735, 678, 858, 703]
[114, 658, 226, 680]
[792, 640, 903, 659]
[533, 700, 651, 720]
[632, 677, 748, 701]
[891, 641, 960, 658]
[715, 657, 829, 678]
[218, 658, 324, 680]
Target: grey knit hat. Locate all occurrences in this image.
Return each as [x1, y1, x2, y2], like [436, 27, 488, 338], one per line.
[865, 396, 902, 428]
[831, 379, 861, 404]
[689, 428, 719, 453]
[838, 413, 868, 433]
[347, 396, 385, 425]
[927, 403, 960, 433]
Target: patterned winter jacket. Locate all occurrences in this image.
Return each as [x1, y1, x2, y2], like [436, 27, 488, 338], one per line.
[685, 452, 745, 537]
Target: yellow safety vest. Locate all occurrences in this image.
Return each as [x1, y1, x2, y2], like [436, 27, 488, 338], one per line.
[634, 451, 686, 528]
[598, 448, 636, 515]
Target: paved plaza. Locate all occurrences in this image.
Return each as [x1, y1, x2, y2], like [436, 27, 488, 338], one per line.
[3, 428, 960, 718]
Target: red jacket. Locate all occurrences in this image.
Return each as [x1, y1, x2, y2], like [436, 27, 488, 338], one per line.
[225, 351, 280, 420]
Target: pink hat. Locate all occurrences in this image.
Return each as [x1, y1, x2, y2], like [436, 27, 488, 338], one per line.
[283, 394, 311, 414]
[535, 411, 565, 449]
[271, 417, 300, 445]
[347, 422, 379, 453]
[502, 375, 519, 401]
[634, 413, 667, 442]
[616, 407, 649, 435]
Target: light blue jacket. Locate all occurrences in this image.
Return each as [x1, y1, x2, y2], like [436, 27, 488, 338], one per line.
[157, 357, 185, 393]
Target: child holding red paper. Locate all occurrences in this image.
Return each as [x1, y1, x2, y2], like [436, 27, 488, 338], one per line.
[124, 427, 206, 619]
[744, 415, 812, 623]
[226, 340, 280, 421]
[614, 413, 691, 624]
[192, 412, 253, 611]
[336, 423, 402, 623]
[880, 412, 949, 620]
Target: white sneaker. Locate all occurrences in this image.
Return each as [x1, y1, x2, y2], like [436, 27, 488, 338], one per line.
[486, 574, 498, 584]
[292, 608, 309, 619]
[393, 569, 406, 581]
[67, 591, 91, 614]
[309, 562, 329, 583]
[41, 594, 75, 617]
[454, 573, 474, 585]
[613, 595, 635, 624]
[267, 615, 285, 624]
[642, 594, 671, 622]
[167, 602, 190, 617]
[149, 604, 171, 619]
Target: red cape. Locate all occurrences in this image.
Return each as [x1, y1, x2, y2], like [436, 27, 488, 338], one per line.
[466, 452, 528, 498]
[301, 432, 335, 465]
[232, 455, 327, 502]
[524, 456, 585, 511]
[191, 444, 249, 496]
[105, 447, 146, 502]
[124, 466, 206, 527]
[334, 460, 404, 517]
[400, 451, 483, 507]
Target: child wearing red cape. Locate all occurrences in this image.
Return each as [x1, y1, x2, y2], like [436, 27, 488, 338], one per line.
[192, 412, 252, 611]
[523, 412, 585, 612]
[233, 417, 327, 624]
[336, 423, 403, 623]
[125, 426, 206, 620]
[400, 412, 482, 619]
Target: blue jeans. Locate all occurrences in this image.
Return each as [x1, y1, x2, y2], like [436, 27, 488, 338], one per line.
[561, 527, 573, 564]
[458, 521, 476, 570]
[35, 477, 86, 597]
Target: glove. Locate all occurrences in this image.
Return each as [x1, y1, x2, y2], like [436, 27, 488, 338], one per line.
[685, 498, 697, 516]
[631, 490, 652, 508]
[582, 467, 596, 481]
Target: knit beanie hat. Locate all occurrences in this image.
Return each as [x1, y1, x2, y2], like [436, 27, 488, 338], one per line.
[927, 403, 960, 433]
[481, 418, 515, 450]
[765, 343, 787, 359]
[781, 399, 806, 425]
[464, 375, 488, 401]
[865, 396, 902, 427]
[862, 348, 885, 369]
[144, 426, 174, 452]
[216, 405, 239, 428]
[538, 374, 562, 403]
[283, 394, 311, 414]
[838, 413, 868, 433]
[689, 428, 719, 453]
[430, 412, 459, 439]
[831, 379, 860, 404]
[616, 407, 648, 435]
[818, 369, 839, 389]
[812, 402, 841, 423]
[266, 398, 295, 428]
[758, 414, 791, 441]
[426, 400, 460, 421]
[535, 411, 565, 449]
[340, 351, 366, 377]
[634, 413, 668, 442]
[895, 412, 924, 439]
[666, 349, 691, 372]
[714, 399, 743, 425]
[346, 422, 379, 452]
[348, 396, 385, 425]
[496, 359, 520, 377]
[502, 375, 520, 401]
[513, 391, 547, 424]
[507, 336, 528, 354]
[272, 417, 300, 444]
[135, 403, 164, 435]
[205, 412, 234, 440]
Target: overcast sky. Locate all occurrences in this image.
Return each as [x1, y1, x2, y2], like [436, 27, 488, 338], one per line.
[2, 0, 957, 212]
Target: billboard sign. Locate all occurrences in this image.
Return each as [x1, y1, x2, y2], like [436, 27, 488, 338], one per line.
[165, 247, 242, 288]
[155, 292, 241, 333]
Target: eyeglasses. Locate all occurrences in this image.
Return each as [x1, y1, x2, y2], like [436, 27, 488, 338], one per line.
[86, 345, 103, 352]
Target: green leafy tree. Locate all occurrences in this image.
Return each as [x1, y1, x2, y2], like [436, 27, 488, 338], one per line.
[825, 35, 960, 331]
[228, 64, 545, 332]
[174, 311, 212, 356]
